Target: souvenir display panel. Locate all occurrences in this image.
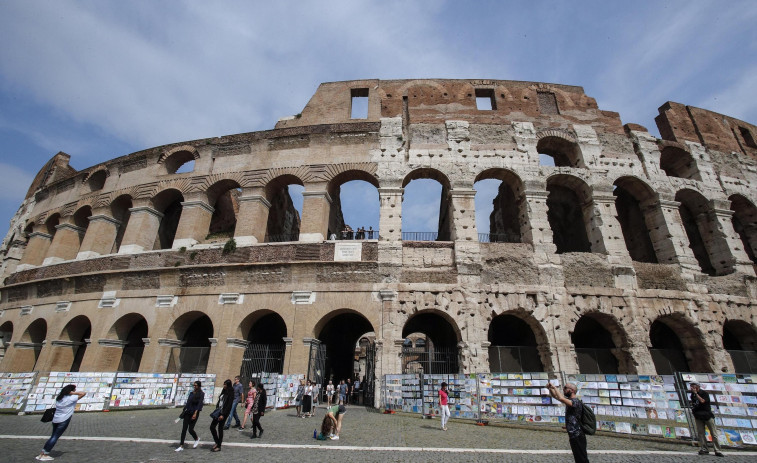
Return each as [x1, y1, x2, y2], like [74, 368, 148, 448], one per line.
[274, 374, 305, 409]
[26, 372, 115, 412]
[174, 373, 215, 406]
[384, 374, 420, 412]
[109, 373, 177, 408]
[424, 374, 479, 420]
[478, 373, 562, 425]
[681, 373, 757, 447]
[0, 372, 36, 410]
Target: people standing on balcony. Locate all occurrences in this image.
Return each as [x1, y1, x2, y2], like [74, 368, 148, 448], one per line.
[209, 379, 233, 452]
[326, 380, 335, 406]
[690, 381, 724, 457]
[367, 226, 374, 239]
[175, 381, 204, 452]
[36, 384, 86, 461]
[239, 380, 256, 431]
[439, 381, 450, 431]
[250, 383, 267, 438]
[223, 376, 243, 430]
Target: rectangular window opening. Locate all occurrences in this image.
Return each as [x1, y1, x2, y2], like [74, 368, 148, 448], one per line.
[537, 91, 559, 115]
[739, 126, 757, 148]
[350, 88, 369, 119]
[475, 88, 496, 111]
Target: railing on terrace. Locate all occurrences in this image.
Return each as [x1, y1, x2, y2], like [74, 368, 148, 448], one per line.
[401, 232, 439, 241]
[335, 230, 378, 240]
[264, 233, 300, 243]
[488, 346, 544, 373]
[401, 346, 459, 374]
[478, 232, 521, 243]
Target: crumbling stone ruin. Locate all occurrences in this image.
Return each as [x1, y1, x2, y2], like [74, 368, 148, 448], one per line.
[0, 79, 755, 394]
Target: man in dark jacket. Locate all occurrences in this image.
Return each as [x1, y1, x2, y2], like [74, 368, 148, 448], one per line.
[690, 381, 724, 456]
[548, 382, 589, 463]
[176, 381, 204, 452]
[224, 376, 243, 429]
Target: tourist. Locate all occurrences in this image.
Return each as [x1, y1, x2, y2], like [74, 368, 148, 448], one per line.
[302, 379, 314, 417]
[547, 382, 589, 463]
[690, 381, 724, 456]
[338, 379, 347, 405]
[223, 375, 243, 429]
[326, 380, 335, 406]
[176, 381, 204, 452]
[321, 404, 347, 440]
[295, 378, 305, 417]
[239, 380, 256, 430]
[251, 383, 267, 438]
[209, 379, 234, 452]
[439, 381, 450, 431]
[36, 384, 86, 461]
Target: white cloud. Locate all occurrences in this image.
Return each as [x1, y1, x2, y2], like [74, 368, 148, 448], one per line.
[0, 163, 34, 201]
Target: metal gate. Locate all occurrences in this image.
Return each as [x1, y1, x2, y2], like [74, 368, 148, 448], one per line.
[363, 343, 377, 406]
[401, 346, 459, 374]
[307, 340, 328, 386]
[240, 343, 285, 382]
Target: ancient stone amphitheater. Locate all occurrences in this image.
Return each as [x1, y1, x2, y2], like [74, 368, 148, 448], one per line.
[0, 79, 755, 395]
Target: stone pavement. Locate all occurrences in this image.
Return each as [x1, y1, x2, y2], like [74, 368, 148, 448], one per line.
[1, 405, 755, 462]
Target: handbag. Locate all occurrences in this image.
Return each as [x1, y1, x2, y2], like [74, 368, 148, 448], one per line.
[41, 407, 56, 423]
[209, 408, 222, 420]
[178, 408, 188, 420]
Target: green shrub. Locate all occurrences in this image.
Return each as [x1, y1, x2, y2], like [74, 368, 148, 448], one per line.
[222, 237, 237, 255]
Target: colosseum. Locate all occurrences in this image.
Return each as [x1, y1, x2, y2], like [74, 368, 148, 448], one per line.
[0, 79, 755, 402]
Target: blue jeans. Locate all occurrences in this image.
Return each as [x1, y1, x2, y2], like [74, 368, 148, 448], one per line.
[224, 398, 240, 427]
[43, 418, 71, 454]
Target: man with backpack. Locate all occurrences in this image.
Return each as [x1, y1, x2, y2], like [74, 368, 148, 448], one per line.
[548, 381, 591, 463]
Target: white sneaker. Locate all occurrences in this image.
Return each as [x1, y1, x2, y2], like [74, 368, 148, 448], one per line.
[37, 455, 55, 461]
[175, 446, 183, 452]
[193, 438, 200, 449]
[330, 435, 339, 440]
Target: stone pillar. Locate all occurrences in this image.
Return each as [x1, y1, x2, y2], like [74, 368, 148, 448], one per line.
[210, 338, 248, 385]
[372, 339, 383, 408]
[118, 206, 163, 254]
[299, 190, 331, 242]
[234, 189, 270, 246]
[47, 340, 84, 371]
[77, 212, 121, 259]
[172, 201, 214, 249]
[378, 187, 403, 243]
[43, 220, 85, 265]
[458, 340, 489, 373]
[522, 190, 556, 253]
[282, 337, 294, 374]
[584, 194, 630, 257]
[450, 188, 481, 275]
[706, 202, 755, 276]
[18, 227, 52, 268]
[8, 341, 44, 372]
[94, 339, 129, 371]
[642, 199, 701, 272]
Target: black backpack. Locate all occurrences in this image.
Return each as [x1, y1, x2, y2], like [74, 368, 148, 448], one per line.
[580, 401, 596, 435]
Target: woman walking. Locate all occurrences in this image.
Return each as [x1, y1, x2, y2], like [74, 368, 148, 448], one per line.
[302, 379, 313, 418]
[36, 384, 86, 461]
[176, 381, 204, 452]
[209, 379, 234, 452]
[239, 380, 256, 430]
[251, 383, 267, 438]
[295, 378, 305, 417]
[439, 381, 450, 431]
[326, 380, 335, 407]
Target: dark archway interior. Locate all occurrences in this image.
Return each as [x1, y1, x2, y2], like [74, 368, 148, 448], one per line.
[572, 316, 618, 374]
[70, 325, 91, 373]
[614, 186, 657, 263]
[265, 186, 300, 242]
[489, 315, 536, 346]
[649, 320, 690, 373]
[546, 184, 591, 253]
[489, 182, 522, 242]
[402, 313, 458, 347]
[488, 315, 542, 372]
[723, 325, 742, 350]
[678, 203, 715, 275]
[318, 313, 373, 383]
[183, 316, 213, 347]
[119, 318, 147, 372]
[247, 313, 287, 344]
[110, 196, 133, 253]
[158, 200, 183, 249]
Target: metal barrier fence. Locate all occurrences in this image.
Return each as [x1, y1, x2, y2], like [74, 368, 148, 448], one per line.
[478, 232, 521, 243]
[488, 346, 543, 373]
[401, 346, 458, 374]
[727, 350, 757, 374]
[166, 347, 211, 374]
[649, 348, 690, 375]
[401, 232, 439, 241]
[574, 348, 619, 374]
[117, 346, 145, 373]
[240, 343, 285, 380]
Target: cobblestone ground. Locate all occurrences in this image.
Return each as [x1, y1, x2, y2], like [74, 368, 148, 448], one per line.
[1, 405, 755, 462]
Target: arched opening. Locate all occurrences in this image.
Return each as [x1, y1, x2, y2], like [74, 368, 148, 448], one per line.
[206, 180, 242, 241]
[240, 312, 287, 376]
[45, 214, 60, 238]
[108, 314, 148, 372]
[87, 170, 107, 192]
[163, 150, 196, 174]
[537, 136, 584, 168]
[723, 320, 757, 373]
[402, 169, 452, 241]
[110, 195, 133, 253]
[19, 318, 46, 370]
[58, 315, 92, 372]
[649, 315, 710, 374]
[571, 315, 625, 374]
[614, 177, 658, 263]
[676, 190, 717, 275]
[488, 314, 543, 372]
[0, 321, 13, 363]
[167, 312, 213, 374]
[660, 146, 701, 181]
[264, 175, 302, 242]
[546, 176, 592, 253]
[729, 194, 757, 265]
[326, 171, 380, 240]
[152, 189, 184, 250]
[401, 312, 460, 374]
[474, 169, 524, 243]
[315, 311, 374, 385]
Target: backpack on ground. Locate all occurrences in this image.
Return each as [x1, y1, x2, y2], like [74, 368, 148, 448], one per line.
[580, 401, 596, 435]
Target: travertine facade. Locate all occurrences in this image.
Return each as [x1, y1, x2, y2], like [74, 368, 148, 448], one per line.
[0, 79, 756, 397]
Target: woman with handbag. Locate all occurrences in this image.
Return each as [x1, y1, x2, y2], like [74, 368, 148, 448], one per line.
[239, 380, 256, 430]
[36, 384, 86, 461]
[302, 379, 313, 418]
[295, 378, 305, 417]
[175, 381, 204, 452]
[209, 379, 234, 452]
[251, 382, 267, 438]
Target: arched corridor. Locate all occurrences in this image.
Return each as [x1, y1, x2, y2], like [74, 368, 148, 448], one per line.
[167, 312, 213, 374]
[401, 312, 460, 374]
[315, 311, 374, 384]
[488, 314, 543, 372]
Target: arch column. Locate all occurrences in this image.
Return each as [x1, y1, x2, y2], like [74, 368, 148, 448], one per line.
[378, 187, 402, 243]
[43, 219, 85, 265]
[642, 199, 700, 273]
[586, 194, 637, 288]
[522, 190, 556, 254]
[450, 188, 481, 276]
[172, 200, 214, 249]
[118, 206, 163, 254]
[77, 210, 121, 259]
[94, 339, 129, 371]
[282, 337, 294, 374]
[234, 188, 270, 246]
[299, 190, 331, 242]
[707, 202, 755, 276]
[9, 341, 45, 372]
[18, 226, 52, 268]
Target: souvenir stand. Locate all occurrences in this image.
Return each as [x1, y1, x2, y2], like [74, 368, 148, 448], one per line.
[478, 372, 562, 425]
[26, 372, 114, 412]
[0, 372, 37, 411]
[109, 372, 177, 409]
[174, 373, 216, 406]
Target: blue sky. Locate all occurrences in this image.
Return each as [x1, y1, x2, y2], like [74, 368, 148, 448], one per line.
[1, 1, 756, 239]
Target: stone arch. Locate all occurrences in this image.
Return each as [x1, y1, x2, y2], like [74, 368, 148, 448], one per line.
[487, 309, 548, 372]
[167, 311, 214, 374]
[723, 319, 757, 373]
[205, 179, 242, 239]
[401, 310, 462, 374]
[151, 188, 185, 250]
[660, 145, 701, 181]
[44, 213, 60, 236]
[649, 313, 711, 374]
[240, 310, 288, 342]
[53, 315, 92, 372]
[728, 194, 757, 264]
[475, 168, 525, 243]
[0, 321, 13, 364]
[614, 176, 658, 263]
[675, 188, 719, 275]
[263, 174, 303, 243]
[571, 311, 633, 374]
[537, 131, 585, 168]
[326, 169, 380, 240]
[106, 313, 148, 372]
[401, 168, 452, 190]
[402, 168, 453, 241]
[159, 146, 200, 174]
[84, 168, 108, 192]
[314, 309, 375, 383]
[17, 318, 46, 370]
[109, 194, 133, 253]
[73, 205, 92, 230]
[546, 174, 593, 253]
